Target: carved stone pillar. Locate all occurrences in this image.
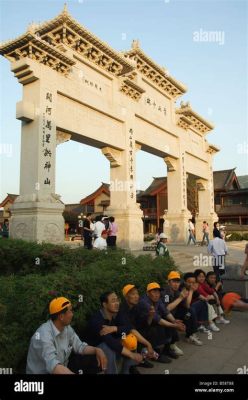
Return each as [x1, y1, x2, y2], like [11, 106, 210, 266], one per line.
[163, 154, 191, 243]
[102, 140, 143, 250]
[9, 60, 65, 244]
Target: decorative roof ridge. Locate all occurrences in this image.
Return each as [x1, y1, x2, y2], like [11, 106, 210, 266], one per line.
[124, 41, 187, 93]
[176, 101, 214, 130]
[34, 7, 134, 74]
[0, 31, 75, 66]
[122, 78, 145, 94]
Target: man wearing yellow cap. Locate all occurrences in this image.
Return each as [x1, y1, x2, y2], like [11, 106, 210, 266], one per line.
[26, 297, 107, 374]
[135, 282, 186, 362]
[120, 284, 155, 368]
[87, 291, 143, 374]
[161, 271, 203, 347]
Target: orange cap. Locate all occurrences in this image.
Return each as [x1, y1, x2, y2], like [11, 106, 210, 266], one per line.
[222, 292, 241, 311]
[122, 284, 136, 297]
[147, 282, 161, 292]
[49, 297, 71, 315]
[122, 333, 137, 351]
[167, 271, 181, 281]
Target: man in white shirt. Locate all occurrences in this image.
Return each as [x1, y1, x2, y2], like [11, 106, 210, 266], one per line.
[94, 216, 105, 238]
[208, 231, 228, 281]
[187, 219, 196, 245]
[93, 230, 108, 250]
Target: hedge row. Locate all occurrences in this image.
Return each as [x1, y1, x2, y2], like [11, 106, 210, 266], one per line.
[0, 239, 176, 373]
[226, 232, 248, 241]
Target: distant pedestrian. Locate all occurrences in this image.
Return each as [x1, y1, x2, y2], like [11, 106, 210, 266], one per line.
[83, 213, 93, 249]
[187, 219, 196, 245]
[213, 222, 221, 239]
[107, 217, 118, 247]
[2, 219, 9, 238]
[240, 243, 248, 279]
[94, 216, 105, 238]
[93, 230, 108, 250]
[201, 221, 210, 246]
[156, 233, 170, 257]
[208, 230, 228, 281]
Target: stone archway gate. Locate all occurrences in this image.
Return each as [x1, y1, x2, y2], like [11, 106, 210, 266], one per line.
[0, 7, 219, 250]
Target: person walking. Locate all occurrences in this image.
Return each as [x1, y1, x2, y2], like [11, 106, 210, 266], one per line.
[201, 221, 210, 246]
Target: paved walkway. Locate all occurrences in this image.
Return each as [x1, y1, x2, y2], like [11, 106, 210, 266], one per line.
[141, 241, 246, 273]
[138, 311, 248, 374]
[138, 242, 248, 374]
[66, 240, 247, 374]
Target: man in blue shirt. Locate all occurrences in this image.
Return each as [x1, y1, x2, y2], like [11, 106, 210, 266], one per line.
[87, 291, 143, 374]
[135, 282, 186, 362]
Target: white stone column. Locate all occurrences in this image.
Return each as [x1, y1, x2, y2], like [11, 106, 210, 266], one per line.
[9, 63, 65, 243]
[163, 153, 191, 243]
[195, 169, 218, 241]
[102, 136, 143, 250]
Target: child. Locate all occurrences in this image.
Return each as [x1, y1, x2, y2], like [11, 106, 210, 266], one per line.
[206, 271, 224, 301]
[194, 269, 227, 331]
[205, 271, 230, 324]
[156, 233, 170, 257]
[162, 271, 203, 346]
[183, 273, 209, 335]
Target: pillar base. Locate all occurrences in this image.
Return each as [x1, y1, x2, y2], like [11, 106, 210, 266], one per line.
[107, 205, 143, 250]
[163, 210, 192, 243]
[9, 196, 65, 244]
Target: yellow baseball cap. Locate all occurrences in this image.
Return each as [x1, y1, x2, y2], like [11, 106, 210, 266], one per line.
[167, 271, 181, 281]
[122, 333, 137, 351]
[49, 297, 71, 315]
[122, 284, 136, 297]
[147, 282, 161, 292]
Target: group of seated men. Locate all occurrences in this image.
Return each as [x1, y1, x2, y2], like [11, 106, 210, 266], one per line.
[27, 269, 242, 375]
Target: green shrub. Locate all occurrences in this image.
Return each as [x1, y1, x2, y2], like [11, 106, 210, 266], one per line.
[0, 239, 176, 372]
[241, 233, 248, 241]
[226, 232, 243, 241]
[0, 239, 106, 276]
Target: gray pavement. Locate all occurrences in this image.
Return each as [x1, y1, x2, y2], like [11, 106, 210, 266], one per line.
[137, 242, 248, 374]
[138, 311, 248, 374]
[140, 241, 247, 274]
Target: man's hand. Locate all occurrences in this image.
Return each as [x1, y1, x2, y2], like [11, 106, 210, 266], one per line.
[95, 348, 108, 371]
[180, 289, 189, 299]
[146, 343, 154, 358]
[131, 353, 143, 364]
[100, 325, 117, 336]
[174, 321, 186, 332]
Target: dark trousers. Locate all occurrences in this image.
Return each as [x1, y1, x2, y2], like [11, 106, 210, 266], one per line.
[175, 307, 198, 338]
[140, 324, 172, 348]
[213, 255, 225, 281]
[107, 236, 116, 247]
[83, 233, 92, 249]
[164, 326, 179, 344]
[68, 353, 101, 374]
[191, 300, 208, 324]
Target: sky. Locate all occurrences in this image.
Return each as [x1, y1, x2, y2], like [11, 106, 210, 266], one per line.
[0, 0, 247, 204]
